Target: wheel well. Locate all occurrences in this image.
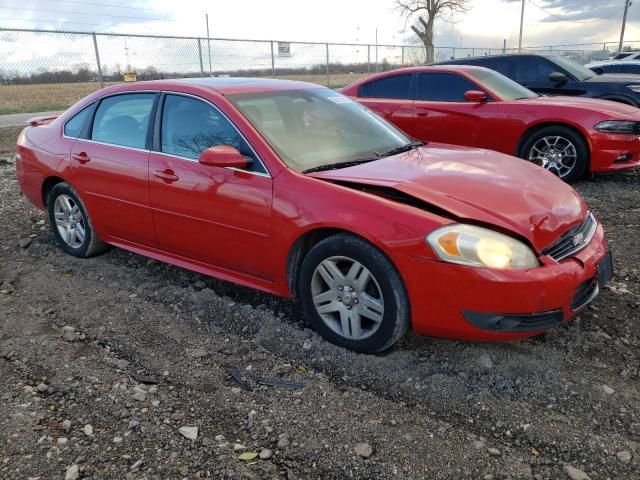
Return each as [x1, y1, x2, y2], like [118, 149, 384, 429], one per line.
[516, 122, 589, 158]
[286, 228, 362, 298]
[41, 176, 65, 207]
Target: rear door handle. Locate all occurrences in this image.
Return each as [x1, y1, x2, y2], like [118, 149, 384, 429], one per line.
[153, 169, 179, 183]
[416, 111, 429, 117]
[71, 152, 90, 164]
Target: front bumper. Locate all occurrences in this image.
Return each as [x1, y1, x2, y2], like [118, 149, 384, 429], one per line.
[590, 131, 640, 173]
[396, 221, 610, 341]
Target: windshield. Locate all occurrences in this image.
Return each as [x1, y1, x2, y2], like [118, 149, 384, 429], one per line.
[228, 88, 413, 173]
[465, 68, 538, 100]
[549, 56, 593, 81]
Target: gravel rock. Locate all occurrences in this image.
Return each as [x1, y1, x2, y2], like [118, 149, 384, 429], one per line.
[62, 419, 71, 432]
[179, 426, 198, 441]
[36, 383, 49, 393]
[18, 237, 32, 248]
[487, 447, 501, 456]
[353, 442, 373, 458]
[277, 437, 291, 448]
[116, 359, 130, 369]
[62, 326, 76, 342]
[233, 442, 247, 451]
[259, 448, 273, 460]
[65, 464, 79, 480]
[478, 353, 493, 369]
[602, 384, 615, 395]
[616, 450, 632, 463]
[563, 465, 591, 480]
[84, 424, 93, 436]
[185, 347, 207, 358]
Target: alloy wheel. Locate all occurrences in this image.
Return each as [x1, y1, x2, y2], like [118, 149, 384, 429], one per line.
[53, 194, 86, 248]
[527, 135, 578, 178]
[310, 256, 385, 341]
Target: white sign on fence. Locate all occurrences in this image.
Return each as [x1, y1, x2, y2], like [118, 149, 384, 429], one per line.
[278, 42, 291, 57]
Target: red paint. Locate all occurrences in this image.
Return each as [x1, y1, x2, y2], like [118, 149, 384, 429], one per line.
[341, 66, 640, 173]
[15, 78, 609, 342]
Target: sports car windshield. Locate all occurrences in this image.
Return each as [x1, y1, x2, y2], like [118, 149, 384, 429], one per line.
[229, 88, 414, 173]
[550, 56, 593, 81]
[466, 69, 538, 100]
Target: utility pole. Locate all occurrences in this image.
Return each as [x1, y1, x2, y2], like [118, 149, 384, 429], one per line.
[619, 0, 632, 54]
[205, 13, 212, 76]
[518, 0, 525, 52]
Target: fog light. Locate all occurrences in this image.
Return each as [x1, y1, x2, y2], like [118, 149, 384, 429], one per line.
[615, 153, 632, 163]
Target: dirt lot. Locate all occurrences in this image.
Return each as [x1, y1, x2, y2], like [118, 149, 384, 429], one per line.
[0, 130, 638, 480]
[0, 74, 365, 115]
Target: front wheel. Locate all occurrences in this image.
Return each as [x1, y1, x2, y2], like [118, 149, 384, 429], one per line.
[298, 234, 409, 353]
[47, 182, 109, 258]
[520, 126, 589, 182]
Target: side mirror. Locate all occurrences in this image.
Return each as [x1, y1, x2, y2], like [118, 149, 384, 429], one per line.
[549, 71, 568, 84]
[592, 67, 604, 76]
[464, 90, 488, 103]
[199, 145, 247, 169]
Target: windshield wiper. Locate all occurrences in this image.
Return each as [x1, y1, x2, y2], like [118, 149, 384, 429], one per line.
[302, 157, 380, 174]
[379, 141, 424, 158]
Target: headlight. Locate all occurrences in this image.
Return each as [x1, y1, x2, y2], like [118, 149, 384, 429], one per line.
[426, 224, 539, 270]
[594, 120, 638, 134]
[627, 84, 640, 93]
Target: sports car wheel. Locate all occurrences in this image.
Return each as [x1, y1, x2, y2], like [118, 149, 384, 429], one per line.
[298, 233, 409, 353]
[47, 182, 108, 258]
[521, 126, 589, 182]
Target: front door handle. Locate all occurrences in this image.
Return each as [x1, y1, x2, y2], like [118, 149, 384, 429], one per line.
[71, 152, 91, 164]
[416, 111, 429, 117]
[153, 169, 179, 183]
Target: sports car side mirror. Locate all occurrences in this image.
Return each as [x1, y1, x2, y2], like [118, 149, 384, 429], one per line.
[592, 67, 604, 76]
[199, 145, 247, 169]
[464, 90, 488, 103]
[549, 71, 568, 84]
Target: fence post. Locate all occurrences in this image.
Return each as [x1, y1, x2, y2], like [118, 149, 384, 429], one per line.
[270, 41, 276, 78]
[91, 32, 104, 88]
[503, 39, 506, 54]
[197, 38, 205, 77]
[452, 47, 456, 59]
[401, 46, 405, 65]
[367, 45, 371, 73]
[325, 43, 330, 87]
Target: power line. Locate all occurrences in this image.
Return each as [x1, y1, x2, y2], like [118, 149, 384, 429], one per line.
[528, 0, 625, 25]
[0, 5, 171, 22]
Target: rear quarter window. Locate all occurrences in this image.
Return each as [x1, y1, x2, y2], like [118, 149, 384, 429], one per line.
[63, 105, 93, 138]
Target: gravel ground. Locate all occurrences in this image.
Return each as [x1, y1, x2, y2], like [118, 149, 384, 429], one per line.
[0, 149, 638, 480]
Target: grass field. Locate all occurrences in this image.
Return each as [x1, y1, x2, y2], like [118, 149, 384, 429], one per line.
[0, 73, 369, 115]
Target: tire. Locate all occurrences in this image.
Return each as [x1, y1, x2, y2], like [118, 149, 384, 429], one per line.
[298, 233, 409, 353]
[519, 126, 589, 182]
[47, 182, 109, 258]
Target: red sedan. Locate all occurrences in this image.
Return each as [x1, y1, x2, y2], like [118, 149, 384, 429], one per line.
[16, 78, 612, 353]
[341, 65, 640, 181]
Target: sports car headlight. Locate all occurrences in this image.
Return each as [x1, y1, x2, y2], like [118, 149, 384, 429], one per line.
[426, 225, 539, 270]
[627, 84, 640, 93]
[594, 120, 638, 134]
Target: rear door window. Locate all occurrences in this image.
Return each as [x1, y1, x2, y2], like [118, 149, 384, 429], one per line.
[91, 93, 156, 149]
[358, 74, 412, 99]
[417, 72, 480, 101]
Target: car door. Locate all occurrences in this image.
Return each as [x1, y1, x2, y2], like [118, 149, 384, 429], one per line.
[411, 72, 499, 148]
[148, 93, 274, 280]
[69, 92, 159, 247]
[353, 73, 418, 137]
[513, 56, 580, 96]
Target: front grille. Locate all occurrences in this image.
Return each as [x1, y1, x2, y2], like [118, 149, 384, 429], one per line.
[543, 212, 597, 261]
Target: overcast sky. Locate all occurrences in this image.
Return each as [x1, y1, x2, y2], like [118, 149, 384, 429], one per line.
[0, 0, 638, 49]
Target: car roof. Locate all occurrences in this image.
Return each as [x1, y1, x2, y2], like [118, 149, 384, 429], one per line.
[100, 77, 320, 96]
[434, 53, 552, 64]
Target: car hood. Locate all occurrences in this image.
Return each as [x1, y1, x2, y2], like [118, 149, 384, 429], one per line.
[308, 144, 587, 252]
[584, 73, 640, 83]
[518, 95, 640, 117]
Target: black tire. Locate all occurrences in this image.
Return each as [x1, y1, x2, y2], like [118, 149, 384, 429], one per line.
[519, 126, 589, 182]
[298, 233, 409, 353]
[47, 182, 109, 258]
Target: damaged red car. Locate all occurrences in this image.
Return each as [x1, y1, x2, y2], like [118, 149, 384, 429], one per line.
[16, 78, 612, 353]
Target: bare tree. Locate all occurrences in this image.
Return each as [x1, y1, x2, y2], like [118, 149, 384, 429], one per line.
[395, 0, 470, 63]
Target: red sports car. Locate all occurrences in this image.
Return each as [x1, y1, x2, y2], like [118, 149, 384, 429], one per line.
[16, 78, 612, 353]
[341, 65, 640, 181]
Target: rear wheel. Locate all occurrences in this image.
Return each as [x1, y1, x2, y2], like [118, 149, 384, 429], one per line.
[520, 126, 589, 182]
[47, 182, 108, 258]
[298, 234, 409, 353]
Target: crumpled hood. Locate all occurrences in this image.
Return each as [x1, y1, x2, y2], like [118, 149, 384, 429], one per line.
[519, 95, 640, 118]
[308, 144, 588, 252]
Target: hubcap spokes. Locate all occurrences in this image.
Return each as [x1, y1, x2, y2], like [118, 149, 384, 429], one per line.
[53, 194, 85, 248]
[311, 256, 384, 341]
[528, 136, 577, 178]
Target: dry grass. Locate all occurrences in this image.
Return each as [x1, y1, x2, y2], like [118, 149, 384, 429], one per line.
[0, 73, 371, 115]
